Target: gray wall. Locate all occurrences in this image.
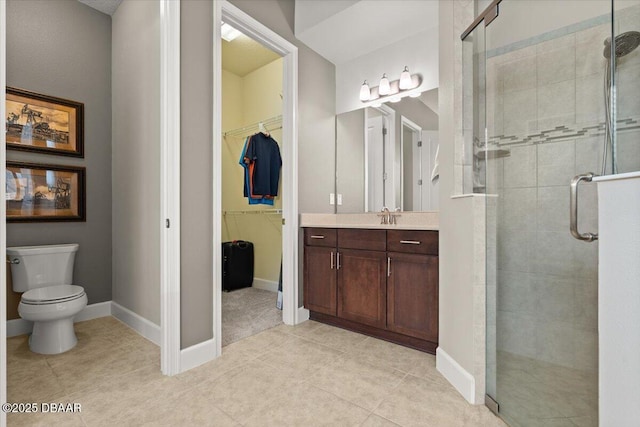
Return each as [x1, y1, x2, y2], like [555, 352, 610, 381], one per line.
[336, 109, 364, 213]
[180, 0, 336, 348]
[6, 0, 112, 305]
[112, 0, 161, 325]
[180, 0, 214, 348]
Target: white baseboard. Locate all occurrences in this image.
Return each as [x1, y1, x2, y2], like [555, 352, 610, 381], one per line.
[252, 277, 279, 292]
[436, 347, 477, 404]
[7, 301, 112, 338]
[180, 338, 215, 373]
[111, 301, 161, 346]
[297, 306, 310, 323]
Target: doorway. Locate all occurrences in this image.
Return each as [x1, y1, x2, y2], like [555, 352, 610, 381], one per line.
[220, 22, 284, 346]
[211, 1, 300, 358]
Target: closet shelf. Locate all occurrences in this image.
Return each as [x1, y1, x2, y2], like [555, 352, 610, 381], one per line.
[223, 209, 282, 216]
[223, 115, 283, 138]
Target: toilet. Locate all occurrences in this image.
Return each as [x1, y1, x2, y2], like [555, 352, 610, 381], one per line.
[7, 244, 87, 354]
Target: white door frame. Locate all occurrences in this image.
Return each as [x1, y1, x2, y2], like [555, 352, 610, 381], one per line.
[212, 1, 301, 358]
[364, 105, 396, 212]
[1, 1, 7, 424]
[400, 116, 422, 210]
[160, 0, 181, 376]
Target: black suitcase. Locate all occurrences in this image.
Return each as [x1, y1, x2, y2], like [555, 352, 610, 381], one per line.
[222, 241, 254, 291]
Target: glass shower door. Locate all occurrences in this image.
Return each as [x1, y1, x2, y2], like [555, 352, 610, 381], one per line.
[479, 1, 625, 425]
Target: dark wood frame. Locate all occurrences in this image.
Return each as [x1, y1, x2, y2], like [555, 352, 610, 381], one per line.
[6, 162, 86, 222]
[5, 87, 84, 157]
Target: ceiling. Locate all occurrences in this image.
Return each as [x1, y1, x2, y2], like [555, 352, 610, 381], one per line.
[295, 0, 439, 65]
[77, 0, 122, 16]
[222, 33, 281, 77]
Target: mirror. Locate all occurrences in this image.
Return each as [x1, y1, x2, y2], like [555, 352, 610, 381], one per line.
[336, 93, 439, 213]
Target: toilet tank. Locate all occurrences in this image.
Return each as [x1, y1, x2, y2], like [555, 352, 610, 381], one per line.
[6, 244, 79, 292]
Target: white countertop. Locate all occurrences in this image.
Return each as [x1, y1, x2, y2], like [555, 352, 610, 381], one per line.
[299, 212, 439, 231]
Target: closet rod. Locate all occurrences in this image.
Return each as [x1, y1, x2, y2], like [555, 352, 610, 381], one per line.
[223, 209, 282, 215]
[223, 115, 282, 137]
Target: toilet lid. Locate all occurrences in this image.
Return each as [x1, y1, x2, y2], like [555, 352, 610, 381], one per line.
[22, 285, 85, 305]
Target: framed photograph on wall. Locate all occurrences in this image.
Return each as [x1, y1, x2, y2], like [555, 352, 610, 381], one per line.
[5, 87, 84, 157]
[5, 162, 86, 222]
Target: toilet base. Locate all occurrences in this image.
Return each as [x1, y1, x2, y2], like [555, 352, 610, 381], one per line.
[29, 317, 78, 354]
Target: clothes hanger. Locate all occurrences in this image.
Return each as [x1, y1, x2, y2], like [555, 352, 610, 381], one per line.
[258, 122, 270, 137]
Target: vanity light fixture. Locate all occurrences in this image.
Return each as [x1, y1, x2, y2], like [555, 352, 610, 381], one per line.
[409, 92, 422, 98]
[359, 80, 371, 102]
[378, 74, 391, 96]
[399, 66, 412, 90]
[221, 22, 242, 42]
[360, 69, 422, 104]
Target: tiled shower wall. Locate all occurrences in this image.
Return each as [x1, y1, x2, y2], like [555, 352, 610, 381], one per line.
[486, 5, 640, 371]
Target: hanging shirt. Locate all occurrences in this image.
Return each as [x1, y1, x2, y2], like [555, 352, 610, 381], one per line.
[239, 133, 281, 205]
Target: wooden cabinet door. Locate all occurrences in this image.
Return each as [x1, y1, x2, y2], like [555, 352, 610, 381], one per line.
[337, 249, 387, 328]
[304, 246, 337, 316]
[387, 252, 438, 342]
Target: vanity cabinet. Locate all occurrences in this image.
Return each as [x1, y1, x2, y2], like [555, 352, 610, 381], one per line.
[386, 230, 439, 342]
[304, 228, 337, 316]
[337, 229, 387, 329]
[303, 227, 439, 353]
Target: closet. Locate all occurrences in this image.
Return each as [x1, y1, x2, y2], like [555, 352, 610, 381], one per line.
[221, 24, 284, 347]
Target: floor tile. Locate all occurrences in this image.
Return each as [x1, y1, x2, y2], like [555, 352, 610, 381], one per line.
[347, 336, 432, 373]
[375, 375, 483, 427]
[241, 381, 370, 427]
[7, 411, 85, 427]
[360, 414, 402, 427]
[258, 336, 345, 378]
[308, 354, 406, 411]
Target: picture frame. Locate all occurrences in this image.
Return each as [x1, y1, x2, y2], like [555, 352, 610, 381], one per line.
[5, 162, 86, 222]
[5, 87, 84, 157]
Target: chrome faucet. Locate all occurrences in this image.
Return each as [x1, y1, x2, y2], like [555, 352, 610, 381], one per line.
[390, 207, 401, 225]
[378, 207, 390, 224]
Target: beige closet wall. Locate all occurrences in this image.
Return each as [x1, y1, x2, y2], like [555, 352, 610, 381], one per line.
[222, 58, 284, 284]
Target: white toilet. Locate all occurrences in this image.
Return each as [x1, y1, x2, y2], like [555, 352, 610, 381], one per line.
[7, 244, 87, 354]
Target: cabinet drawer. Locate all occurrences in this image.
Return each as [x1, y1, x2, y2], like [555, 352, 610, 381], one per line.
[305, 228, 337, 247]
[338, 229, 386, 251]
[387, 230, 438, 255]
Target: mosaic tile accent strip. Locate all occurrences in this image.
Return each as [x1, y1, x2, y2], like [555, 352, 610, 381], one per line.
[485, 116, 639, 148]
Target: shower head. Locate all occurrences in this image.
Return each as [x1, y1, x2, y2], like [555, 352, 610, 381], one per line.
[603, 31, 640, 59]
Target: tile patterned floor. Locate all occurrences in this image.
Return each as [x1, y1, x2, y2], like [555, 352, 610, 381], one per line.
[7, 317, 507, 426]
[494, 351, 598, 427]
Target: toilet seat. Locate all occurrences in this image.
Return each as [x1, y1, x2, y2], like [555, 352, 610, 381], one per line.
[21, 285, 85, 305]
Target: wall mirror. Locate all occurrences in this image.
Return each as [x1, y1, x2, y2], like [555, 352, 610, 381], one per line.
[336, 91, 439, 213]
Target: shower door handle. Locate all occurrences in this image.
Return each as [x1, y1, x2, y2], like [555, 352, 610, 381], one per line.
[570, 173, 598, 242]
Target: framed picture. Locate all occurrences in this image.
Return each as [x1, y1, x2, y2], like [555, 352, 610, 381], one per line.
[5, 87, 84, 157]
[5, 162, 86, 222]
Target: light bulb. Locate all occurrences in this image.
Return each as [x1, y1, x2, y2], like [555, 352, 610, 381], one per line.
[359, 80, 371, 102]
[399, 66, 412, 90]
[378, 74, 391, 96]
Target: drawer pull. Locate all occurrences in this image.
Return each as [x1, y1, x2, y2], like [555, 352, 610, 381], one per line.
[337, 252, 341, 270]
[400, 240, 421, 245]
[330, 251, 335, 269]
[310, 235, 326, 239]
[387, 257, 391, 277]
